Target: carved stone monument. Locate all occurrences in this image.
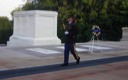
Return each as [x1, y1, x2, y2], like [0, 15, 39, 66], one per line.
[8, 10, 61, 46]
[121, 27, 128, 41]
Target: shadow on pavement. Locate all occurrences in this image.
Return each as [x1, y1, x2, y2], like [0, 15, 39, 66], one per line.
[0, 56, 128, 79]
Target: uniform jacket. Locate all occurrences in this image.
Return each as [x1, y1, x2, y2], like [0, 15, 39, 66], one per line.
[64, 22, 77, 43]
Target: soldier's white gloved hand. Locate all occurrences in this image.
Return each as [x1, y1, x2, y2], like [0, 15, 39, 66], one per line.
[65, 31, 69, 35]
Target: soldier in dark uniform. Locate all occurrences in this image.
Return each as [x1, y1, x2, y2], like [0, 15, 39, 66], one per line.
[61, 15, 80, 66]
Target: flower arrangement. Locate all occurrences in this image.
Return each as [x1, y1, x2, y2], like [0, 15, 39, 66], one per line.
[91, 25, 101, 36]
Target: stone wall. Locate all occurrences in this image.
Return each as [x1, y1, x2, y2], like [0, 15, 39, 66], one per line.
[121, 27, 128, 41]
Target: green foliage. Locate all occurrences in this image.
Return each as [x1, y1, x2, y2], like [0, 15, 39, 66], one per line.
[22, 3, 35, 10]
[0, 17, 13, 44]
[21, 0, 128, 42]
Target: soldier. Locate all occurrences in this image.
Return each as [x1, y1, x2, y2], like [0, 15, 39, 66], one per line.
[61, 15, 80, 66]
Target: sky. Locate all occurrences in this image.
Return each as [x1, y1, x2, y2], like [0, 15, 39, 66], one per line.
[0, 0, 27, 20]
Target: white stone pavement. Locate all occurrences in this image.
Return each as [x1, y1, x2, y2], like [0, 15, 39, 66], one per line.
[0, 41, 128, 71]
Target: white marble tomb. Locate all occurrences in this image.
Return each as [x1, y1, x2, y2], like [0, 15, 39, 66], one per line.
[8, 10, 61, 46]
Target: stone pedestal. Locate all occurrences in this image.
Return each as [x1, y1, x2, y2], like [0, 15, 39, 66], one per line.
[8, 10, 61, 46]
[121, 27, 128, 41]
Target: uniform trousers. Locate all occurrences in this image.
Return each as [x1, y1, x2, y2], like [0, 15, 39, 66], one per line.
[64, 43, 79, 64]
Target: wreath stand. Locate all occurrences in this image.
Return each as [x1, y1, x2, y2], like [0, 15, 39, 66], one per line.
[89, 25, 103, 53]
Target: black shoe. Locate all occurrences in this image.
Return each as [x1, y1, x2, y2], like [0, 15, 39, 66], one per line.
[76, 57, 80, 64]
[61, 63, 68, 66]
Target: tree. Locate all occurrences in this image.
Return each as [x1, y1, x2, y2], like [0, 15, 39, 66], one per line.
[0, 17, 13, 44]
